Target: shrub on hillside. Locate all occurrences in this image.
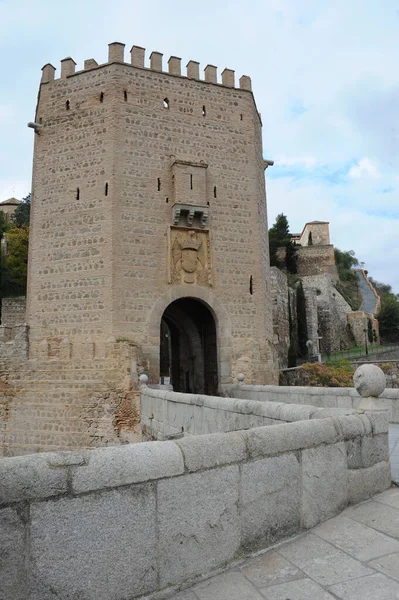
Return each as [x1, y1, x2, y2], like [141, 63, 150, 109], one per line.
[298, 360, 354, 387]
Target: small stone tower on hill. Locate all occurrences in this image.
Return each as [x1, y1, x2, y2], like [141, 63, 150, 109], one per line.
[27, 42, 277, 391]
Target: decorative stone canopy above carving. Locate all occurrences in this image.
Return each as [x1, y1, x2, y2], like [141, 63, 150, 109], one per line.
[172, 203, 209, 229]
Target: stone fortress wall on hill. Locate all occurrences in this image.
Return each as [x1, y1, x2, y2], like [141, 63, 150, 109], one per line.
[272, 221, 381, 367]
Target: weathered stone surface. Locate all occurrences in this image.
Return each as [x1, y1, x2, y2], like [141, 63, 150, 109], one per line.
[345, 498, 399, 538]
[246, 419, 339, 459]
[279, 533, 374, 586]
[72, 441, 184, 493]
[368, 552, 399, 582]
[171, 592, 199, 600]
[354, 364, 386, 398]
[240, 453, 300, 549]
[348, 461, 391, 504]
[157, 466, 240, 587]
[336, 414, 366, 439]
[367, 410, 390, 434]
[193, 571, 263, 600]
[29, 485, 157, 600]
[0, 507, 26, 600]
[176, 432, 246, 471]
[373, 487, 399, 509]
[261, 578, 335, 600]
[313, 515, 399, 561]
[328, 572, 399, 599]
[346, 434, 389, 469]
[241, 550, 303, 588]
[301, 442, 347, 528]
[0, 454, 67, 505]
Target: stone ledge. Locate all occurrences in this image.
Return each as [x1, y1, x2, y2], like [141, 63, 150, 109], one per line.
[176, 431, 246, 472]
[0, 454, 68, 506]
[142, 387, 329, 422]
[72, 441, 184, 494]
[348, 460, 392, 504]
[346, 434, 389, 469]
[243, 418, 340, 459]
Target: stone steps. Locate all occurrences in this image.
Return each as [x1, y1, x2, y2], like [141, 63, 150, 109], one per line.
[355, 270, 379, 314]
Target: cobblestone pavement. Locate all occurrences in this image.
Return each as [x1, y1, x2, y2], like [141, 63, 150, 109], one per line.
[171, 487, 399, 600]
[390, 425, 399, 484]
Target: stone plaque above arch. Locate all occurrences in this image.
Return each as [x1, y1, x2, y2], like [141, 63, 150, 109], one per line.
[169, 227, 212, 287]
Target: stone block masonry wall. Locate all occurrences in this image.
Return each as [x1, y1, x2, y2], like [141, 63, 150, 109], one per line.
[27, 42, 277, 385]
[1, 297, 26, 326]
[0, 340, 142, 457]
[0, 409, 390, 600]
[270, 267, 290, 369]
[301, 273, 356, 353]
[141, 385, 360, 439]
[230, 383, 399, 423]
[297, 245, 337, 277]
[0, 325, 28, 364]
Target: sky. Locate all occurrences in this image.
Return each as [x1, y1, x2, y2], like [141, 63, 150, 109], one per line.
[0, 0, 398, 291]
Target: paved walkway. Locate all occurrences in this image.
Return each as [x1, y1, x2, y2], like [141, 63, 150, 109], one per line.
[390, 425, 399, 484]
[171, 487, 399, 600]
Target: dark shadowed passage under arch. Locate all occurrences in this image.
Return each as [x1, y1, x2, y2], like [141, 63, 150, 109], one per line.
[160, 298, 218, 396]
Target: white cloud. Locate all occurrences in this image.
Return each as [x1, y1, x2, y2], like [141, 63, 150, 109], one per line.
[349, 158, 380, 180]
[275, 155, 319, 169]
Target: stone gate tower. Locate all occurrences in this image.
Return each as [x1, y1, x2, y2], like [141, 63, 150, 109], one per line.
[27, 42, 277, 392]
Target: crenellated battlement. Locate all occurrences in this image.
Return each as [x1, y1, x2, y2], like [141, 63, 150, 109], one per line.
[40, 41, 252, 91]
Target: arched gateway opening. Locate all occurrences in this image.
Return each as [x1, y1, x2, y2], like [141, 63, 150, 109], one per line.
[160, 298, 218, 396]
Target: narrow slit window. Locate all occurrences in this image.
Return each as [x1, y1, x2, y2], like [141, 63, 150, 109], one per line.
[202, 105, 206, 116]
[190, 174, 193, 190]
[76, 187, 80, 200]
[213, 186, 217, 198]
[240, 113, 243, 121]
[105, 183, 108, 196]
[157, 178, 161, 191]
[100, 92, 104, 103]
[124, 90, 128, 101]
[165, 197, 169, 203]
[249, 276, 253, 295]
[163, 98, 169, 109]
[66, 100, 70, 110]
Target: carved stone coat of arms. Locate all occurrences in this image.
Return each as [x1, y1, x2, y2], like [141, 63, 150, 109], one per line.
[169, 229, 211, 286]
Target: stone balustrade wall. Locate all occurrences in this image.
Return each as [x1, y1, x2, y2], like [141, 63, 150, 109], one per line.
[1, 405, 391, 600]
[228, 383, 399, 423]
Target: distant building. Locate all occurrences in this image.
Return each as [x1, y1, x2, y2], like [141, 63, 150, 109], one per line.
[0, 197, 21, 222]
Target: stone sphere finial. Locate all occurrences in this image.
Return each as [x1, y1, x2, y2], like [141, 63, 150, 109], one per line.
[237, 372, 245, 383]
[353, 364, 386, 398]
[139, 373, 149, 385]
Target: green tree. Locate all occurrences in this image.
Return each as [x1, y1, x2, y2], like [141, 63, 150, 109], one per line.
[296, 280, 308, 357]
[287, 290, 297, 367]
[4, 227, 29, 293]
[378, 294, 399, 342]
[0, 211, 13, 320]
[334, 248, 359, 281]
[269, 213, 297, 274]
[11, 193, 31, 228]
[367, 318, 373, 343]
[368, 278, 393, 299]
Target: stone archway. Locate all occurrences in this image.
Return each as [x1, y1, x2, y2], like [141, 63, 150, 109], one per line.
[160, 298, 218, 395]
[146, 285, 232, 392]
